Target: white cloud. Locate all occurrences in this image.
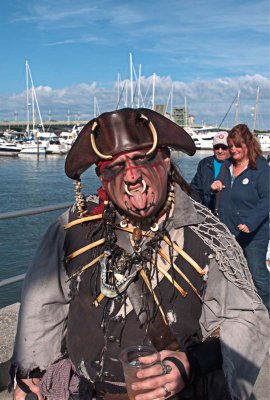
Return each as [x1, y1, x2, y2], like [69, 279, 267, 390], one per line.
[1, 73, 269, 130]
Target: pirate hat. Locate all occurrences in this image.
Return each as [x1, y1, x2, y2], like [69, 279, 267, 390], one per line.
[65, 107, 196, 179]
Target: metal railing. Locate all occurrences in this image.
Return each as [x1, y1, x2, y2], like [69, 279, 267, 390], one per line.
[0, 202, 72, 288]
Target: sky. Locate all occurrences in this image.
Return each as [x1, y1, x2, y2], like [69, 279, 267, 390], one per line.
[0, 0, 269, 129]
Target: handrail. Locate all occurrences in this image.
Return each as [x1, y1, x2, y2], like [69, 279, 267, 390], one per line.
[0, 202, 73, 288]
[0, 274, 26, 288]
[0, 202, 73, 221]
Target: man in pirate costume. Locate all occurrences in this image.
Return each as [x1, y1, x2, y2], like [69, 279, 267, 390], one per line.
[11, 108, 269, 400]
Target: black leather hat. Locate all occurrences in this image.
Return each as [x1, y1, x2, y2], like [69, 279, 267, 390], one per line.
[65, 107, 196, 179]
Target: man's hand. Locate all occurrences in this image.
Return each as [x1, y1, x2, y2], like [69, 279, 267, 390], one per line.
[237, 224, 250, 233]
[13, 378, 44, 400]
[130, 349, 190, 399]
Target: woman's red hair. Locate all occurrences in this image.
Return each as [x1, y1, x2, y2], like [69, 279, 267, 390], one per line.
[228, 124, 262, 168]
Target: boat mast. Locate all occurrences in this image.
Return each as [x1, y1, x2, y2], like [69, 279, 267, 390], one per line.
[27, 63, 45, 134]
[130, 53, 134, 108]
[94, 97, 100, 117]
[25, 60, 30, 137]
[184, 96, 188, 128]
[171, 84, 174, 120]
[152, 72, 156, 110]
[137, 64, 141, 108]
[252, 86, 259, 133]
[117, 72, 121, 108]
[234, 90, 240, 126]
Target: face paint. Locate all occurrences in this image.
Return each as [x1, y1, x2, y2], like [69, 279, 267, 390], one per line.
[99, 149, 170, 219]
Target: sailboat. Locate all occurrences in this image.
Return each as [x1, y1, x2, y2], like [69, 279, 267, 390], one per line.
[18, 61, 47, 155]
[252, 87, 270, 151]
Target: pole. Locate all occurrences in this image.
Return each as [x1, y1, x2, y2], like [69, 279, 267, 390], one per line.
[252, 86, 260, 133]
[152, 73, 156, 110]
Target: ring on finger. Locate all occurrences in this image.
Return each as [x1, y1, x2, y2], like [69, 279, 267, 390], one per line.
[160, 361, 172, 375]
[162, 385, 172, 398]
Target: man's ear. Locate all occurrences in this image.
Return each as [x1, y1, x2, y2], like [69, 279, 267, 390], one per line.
[161, 147, 171, 172]
[164, 155, 171, 172]
[99, 175, 105, 188]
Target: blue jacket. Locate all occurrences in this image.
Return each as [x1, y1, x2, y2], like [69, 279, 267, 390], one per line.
[217, 156, 269, 242]
[190, 156, 216, 212]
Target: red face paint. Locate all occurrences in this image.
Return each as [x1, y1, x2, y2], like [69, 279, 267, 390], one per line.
[98, 149, 170, 219]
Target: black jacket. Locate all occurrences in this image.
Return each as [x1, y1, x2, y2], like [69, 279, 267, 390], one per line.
[190, 156, 216, 212]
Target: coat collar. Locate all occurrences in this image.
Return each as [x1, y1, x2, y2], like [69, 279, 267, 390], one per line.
[168, 184, 205, 229]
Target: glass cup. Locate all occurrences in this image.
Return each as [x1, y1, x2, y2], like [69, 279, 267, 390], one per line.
[119, 345, 158, 400]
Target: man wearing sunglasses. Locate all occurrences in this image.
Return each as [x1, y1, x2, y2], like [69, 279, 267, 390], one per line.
[190, 132, 230, 212]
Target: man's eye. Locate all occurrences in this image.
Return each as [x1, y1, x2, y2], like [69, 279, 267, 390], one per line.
[136, 156, 147, 162]
[134, 154, 152, 164]
[106, 164, 123, 173]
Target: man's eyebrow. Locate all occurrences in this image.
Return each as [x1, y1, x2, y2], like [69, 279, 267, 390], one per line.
[105, 159, 125, 168]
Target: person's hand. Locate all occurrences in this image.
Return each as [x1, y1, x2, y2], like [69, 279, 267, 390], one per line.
[131, 349, 190, 399]
[211, 180, 225, 192]
[237, 224, 250, 233]
[13, 378, 44, 400]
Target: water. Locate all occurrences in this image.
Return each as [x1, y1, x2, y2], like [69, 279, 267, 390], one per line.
[0, 150, 212, 308]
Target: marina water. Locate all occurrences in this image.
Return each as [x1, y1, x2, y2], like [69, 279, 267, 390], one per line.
[0, 150, 213, 308]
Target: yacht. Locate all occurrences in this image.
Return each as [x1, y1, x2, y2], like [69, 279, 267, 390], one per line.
[37, 132, 68, 155]
[191, 127, 223, 150]
[0, 139, 21, 156]
[257, 134, 270, 151]
[60, 125, 83, 148]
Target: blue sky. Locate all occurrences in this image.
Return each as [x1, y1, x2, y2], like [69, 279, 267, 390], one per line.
[0, 0, 269, 129]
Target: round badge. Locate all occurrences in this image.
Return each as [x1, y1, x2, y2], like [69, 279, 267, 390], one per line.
[242, 178, 249, 185]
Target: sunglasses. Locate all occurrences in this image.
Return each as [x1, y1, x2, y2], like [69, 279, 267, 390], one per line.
[213, 144, 228, 150]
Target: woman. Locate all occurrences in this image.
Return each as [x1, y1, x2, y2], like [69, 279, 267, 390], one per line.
[211, 124, 269, 311]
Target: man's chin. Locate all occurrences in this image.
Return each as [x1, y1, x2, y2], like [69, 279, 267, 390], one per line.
[120, 204, 156, 220]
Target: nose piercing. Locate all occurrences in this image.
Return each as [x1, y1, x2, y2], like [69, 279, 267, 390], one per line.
[124, 180, 146, 196]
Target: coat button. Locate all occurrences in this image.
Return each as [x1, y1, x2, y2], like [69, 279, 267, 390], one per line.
[108, 336, 116, 342]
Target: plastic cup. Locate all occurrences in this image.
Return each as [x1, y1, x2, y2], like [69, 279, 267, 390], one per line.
[119, 345, 158, 400]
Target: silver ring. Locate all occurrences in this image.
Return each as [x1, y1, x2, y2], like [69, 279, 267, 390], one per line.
[160, 361, 172, 375]
[163, 384, 172, 398]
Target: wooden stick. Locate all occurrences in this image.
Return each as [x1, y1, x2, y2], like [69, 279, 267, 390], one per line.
[140, 269, 168, 325]
[116, 226, 204, 276]
[68, 253, 107, 280]
[155, 262, 187, 297]
[64, 214, 103, 230]
[158, 249, 202, 300]
[163, 236, 205, 276]
[66, 238, 106, 261]
[93, 293, 105, 307]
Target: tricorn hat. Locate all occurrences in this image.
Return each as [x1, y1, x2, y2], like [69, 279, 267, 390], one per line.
[65, 107, 196, 179]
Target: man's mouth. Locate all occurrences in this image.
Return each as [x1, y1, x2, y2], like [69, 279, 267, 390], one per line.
[123, 179, 154, 213]
[124, 179, 147, 196]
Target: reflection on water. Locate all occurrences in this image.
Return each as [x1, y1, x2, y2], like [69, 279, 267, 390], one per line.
[0, 151, 212, 307]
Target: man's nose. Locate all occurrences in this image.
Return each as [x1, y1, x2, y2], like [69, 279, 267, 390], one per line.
[123, 161, 142, 183]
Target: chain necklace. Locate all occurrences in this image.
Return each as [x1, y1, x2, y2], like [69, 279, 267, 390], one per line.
[234, 159, 249, 167]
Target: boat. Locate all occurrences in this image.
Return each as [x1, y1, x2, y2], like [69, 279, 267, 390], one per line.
[59, 125, 83, 148]
[257, 134, 270, 151]
[37, 132, 68, 154]
[18, 61, 48, 155]
[18, 142, 47, 155]
[191, 127, 223, 149]
[0, 140, 21, 156]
